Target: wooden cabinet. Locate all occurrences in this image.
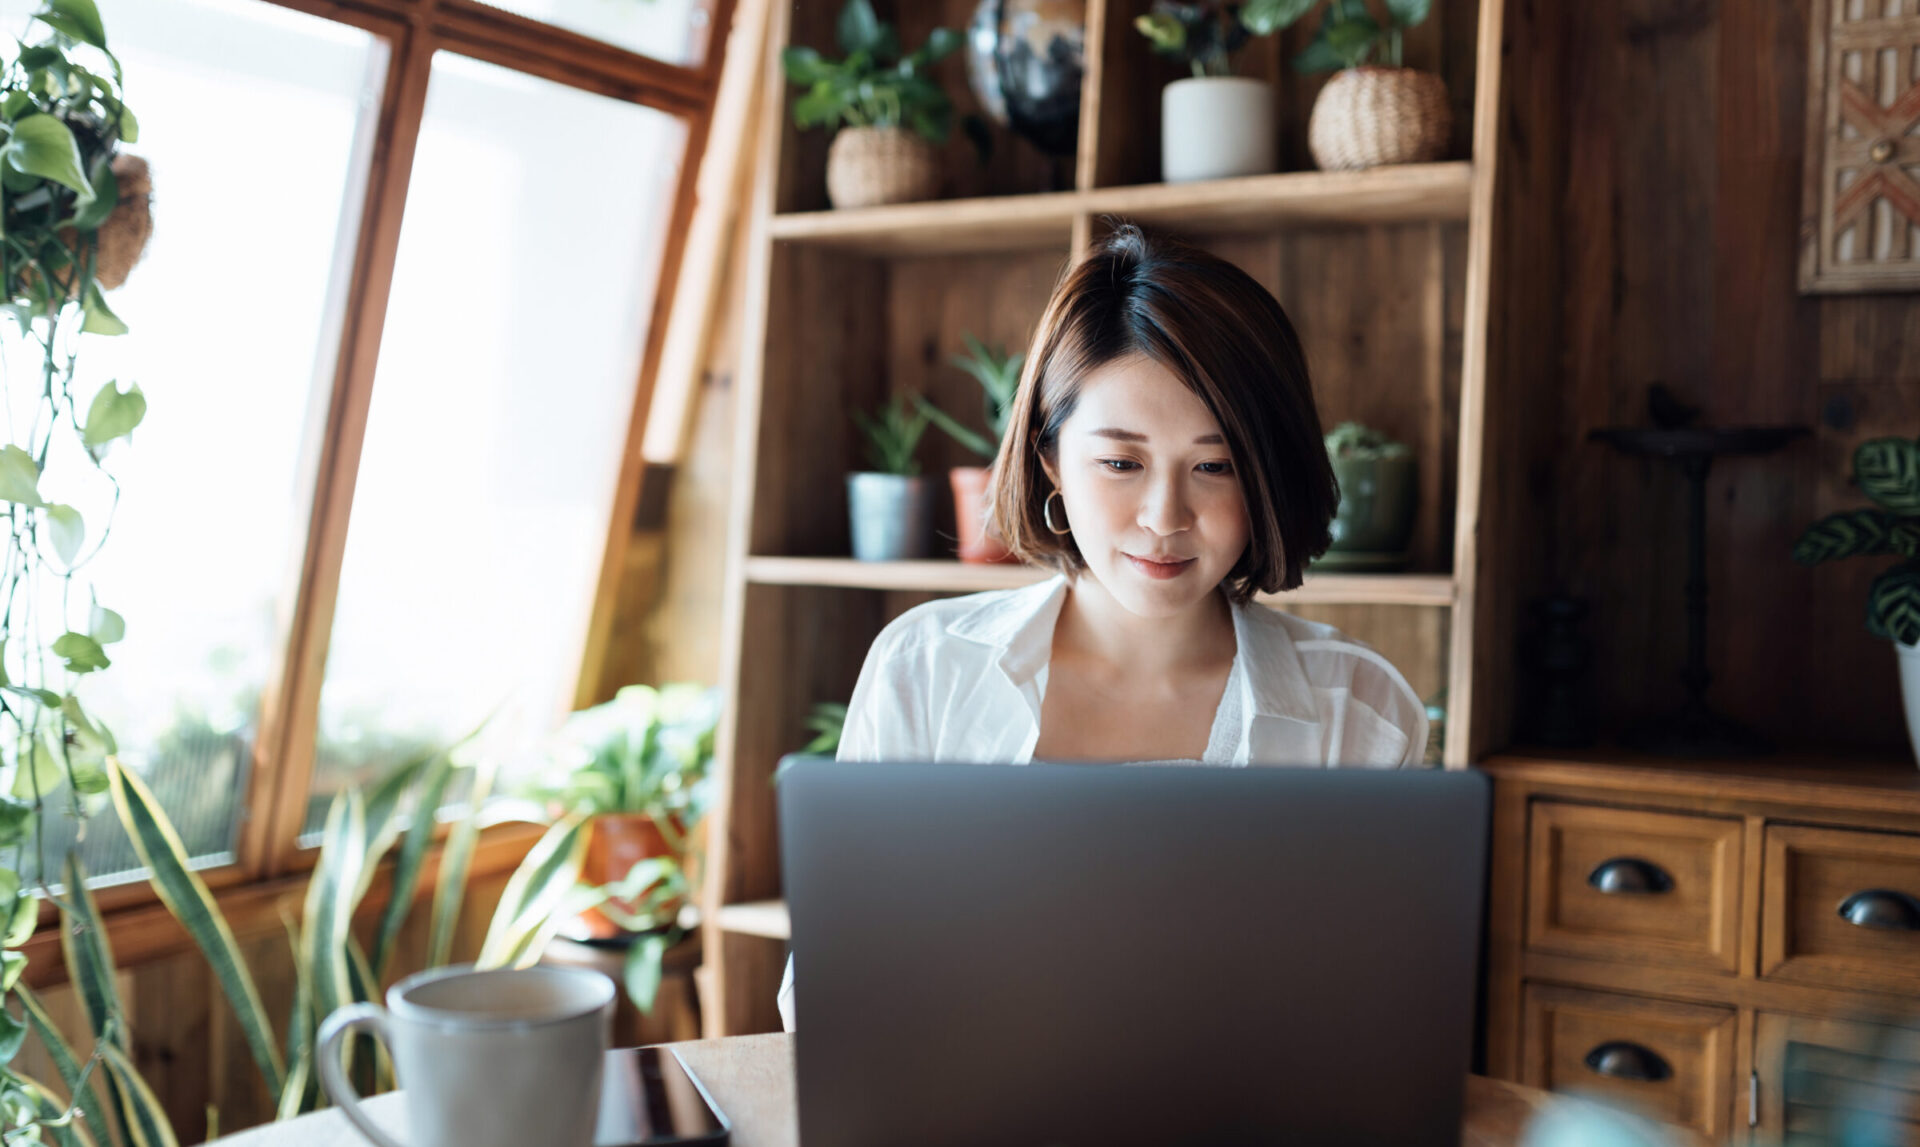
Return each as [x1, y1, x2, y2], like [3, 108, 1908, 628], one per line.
[1486, 753, 1920, 1143]
[1521, 984, 1737, 1139]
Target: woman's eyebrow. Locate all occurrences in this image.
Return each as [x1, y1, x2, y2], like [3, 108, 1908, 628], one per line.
[1090, 428, 1225, 445]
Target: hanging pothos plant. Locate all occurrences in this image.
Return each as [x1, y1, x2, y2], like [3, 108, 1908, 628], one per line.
[0, 0, 172, 1143]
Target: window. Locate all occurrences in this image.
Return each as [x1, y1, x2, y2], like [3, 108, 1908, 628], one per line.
[306, 52, 686, 832]
[0, 0, 726, 887]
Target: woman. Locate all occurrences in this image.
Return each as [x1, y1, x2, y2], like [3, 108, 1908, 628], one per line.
[777, 224, 1428, 1030]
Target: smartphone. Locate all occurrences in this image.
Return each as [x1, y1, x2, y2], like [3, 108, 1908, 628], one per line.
[594, 1046, 731, 1146]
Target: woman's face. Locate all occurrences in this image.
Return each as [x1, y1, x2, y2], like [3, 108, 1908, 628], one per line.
[1042, 354, 1252, 619]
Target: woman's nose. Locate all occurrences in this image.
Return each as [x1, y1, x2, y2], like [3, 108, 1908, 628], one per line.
[1138, 474, 1194, 535]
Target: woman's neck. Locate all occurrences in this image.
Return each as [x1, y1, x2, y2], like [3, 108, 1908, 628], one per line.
[1051, 573, 1236, 681]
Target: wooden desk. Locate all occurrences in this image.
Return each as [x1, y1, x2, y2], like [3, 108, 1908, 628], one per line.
[219, 1033, 1709, 1147]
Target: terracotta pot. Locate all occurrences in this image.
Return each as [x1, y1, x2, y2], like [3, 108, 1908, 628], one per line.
[577, 813, 683, 940]
[950, 466, 1014, 564]
[1307, 66, 1451, 172]
[826, 126, 940, 208]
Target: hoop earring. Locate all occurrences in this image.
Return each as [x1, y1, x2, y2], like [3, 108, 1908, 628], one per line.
[1043, 490, 1071, 536]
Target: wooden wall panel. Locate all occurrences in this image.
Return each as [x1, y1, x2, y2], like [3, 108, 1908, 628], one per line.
[1548, 0, 1915, 752]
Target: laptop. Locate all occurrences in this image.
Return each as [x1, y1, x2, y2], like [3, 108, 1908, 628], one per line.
[778, 761, 1489, 1147]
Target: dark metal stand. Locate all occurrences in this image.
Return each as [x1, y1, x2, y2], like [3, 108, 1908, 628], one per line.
[1588, 425, 1809, 758]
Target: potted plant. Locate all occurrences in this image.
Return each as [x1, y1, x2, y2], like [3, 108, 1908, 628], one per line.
[527, 683, 720, 951]
[1317, 420, 1416, 570]
[1794, 437, 1920, 766]
[849, 393, 934, 561]
[1282, 0, 1450, 171]
[1134, 1, 1298, 182]
[918, 332, 1024, 564]
[783, 0, 961, 208]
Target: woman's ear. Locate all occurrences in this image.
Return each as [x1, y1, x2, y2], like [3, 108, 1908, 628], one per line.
[1038, 452, 1060, 490]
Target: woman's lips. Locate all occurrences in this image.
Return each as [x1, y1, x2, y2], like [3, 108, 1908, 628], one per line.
[1125, 553, 1197, 580]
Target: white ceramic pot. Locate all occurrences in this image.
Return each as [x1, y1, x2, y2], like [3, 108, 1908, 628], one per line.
[1160, 77, 1276, 183]
[1899, 639, 1920, 767]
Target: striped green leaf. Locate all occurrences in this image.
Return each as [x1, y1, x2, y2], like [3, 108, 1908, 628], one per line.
[19, 986, 111, 1147]
[477, 816, 588, 969]
[1794, 509, 1904, 564]
[58, 852, 124, 1056]
[107, 757, 286, 1101]
[345, 937, 392, 1093]
[1857, 437, 1920, 515]
[1869, 561, 1920, 645]
[429, 756, 496, 968]
[301, 790, 367, 1056]
[372, 750, 455, 977]
[275, 1047, 312, 1123]
[98, 1042, 178, 1147]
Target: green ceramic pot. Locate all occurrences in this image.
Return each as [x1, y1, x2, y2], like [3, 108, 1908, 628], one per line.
[1326, 455, 1417, 556]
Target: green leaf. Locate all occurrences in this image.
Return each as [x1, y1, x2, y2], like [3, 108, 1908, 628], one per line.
[301, 789, 366, 1072]
[90, 603, 123, 644]
[1134, 12, 1187, 53]
[72, 156, 114, 231]
[58, 850, 125, 1055]
[1325, 12, 1383, 66]
[910, 26, 960, 67]
[623, 931, 672, 1014]
[1240, 0, 1320, 36]
[429, 754, 495, 967]
[4, 884, 35, 946]
[5, 685, 60, 708]
[45, 503, 82, 565]
[1794, 509, 1898, 563]
[18, 986, 111, 1147]
[99, 1042, 179, 1147]
[1384, 0, 1432, 26]
[34, 0, 107, 49]
[13, 733, 61, 800]
[781, 46, 830, 85]
[107, 757, 288, 1100]
[1869, 561, 1920, 646]
[51, 632, 108, 674]
[1856, 437, 1920, 515]
[0, 91, 29, 122]
[916, 395, 996, 459]
[0, 1005, 24, 1065]
[477, 815, 589, 970]
[836, 0, 882, 56]
[372, 751, 455, 976]
[83, 381, 144, 447]
[0, 795, 30, 847]
[100, 93, 136, 143]
[81, 283, 125, 336]
[2, 114, 90, 196]
[0, 445, 43, 506]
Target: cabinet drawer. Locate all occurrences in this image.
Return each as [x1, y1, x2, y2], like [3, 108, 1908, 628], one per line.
[1521, 984, 1737, 1139]
[1762, 824, 1920, 994]
[1754, 1013, 1920, 1145]
[1526, 802, 1743, 972]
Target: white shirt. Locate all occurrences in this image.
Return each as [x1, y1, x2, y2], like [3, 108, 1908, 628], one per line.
[776, 573, 1430, 1029]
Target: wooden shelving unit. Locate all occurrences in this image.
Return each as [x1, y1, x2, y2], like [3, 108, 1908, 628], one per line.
[700, 0, 1509, 1036]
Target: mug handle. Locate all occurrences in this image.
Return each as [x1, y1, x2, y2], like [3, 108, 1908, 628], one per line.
[317, 1003, 406, 1147]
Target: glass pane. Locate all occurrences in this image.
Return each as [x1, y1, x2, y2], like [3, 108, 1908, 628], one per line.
[475, 0, 710, 66]
[305, 52, 687, 834]
[0, 0, 384, 882]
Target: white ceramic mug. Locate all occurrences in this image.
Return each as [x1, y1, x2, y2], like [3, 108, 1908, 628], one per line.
[317, 964, 615, 1147]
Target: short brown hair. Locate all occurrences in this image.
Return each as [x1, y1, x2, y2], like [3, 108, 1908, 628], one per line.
[989, 224, 1338, 601]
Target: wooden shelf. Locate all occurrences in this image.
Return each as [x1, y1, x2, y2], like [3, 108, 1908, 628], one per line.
[742, 556, 1456, 607]
[766, 163, 1474, 256]
[715, 899, 790, 941]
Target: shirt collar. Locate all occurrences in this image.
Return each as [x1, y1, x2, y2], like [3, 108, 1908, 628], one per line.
[946, 573, 1318, 725]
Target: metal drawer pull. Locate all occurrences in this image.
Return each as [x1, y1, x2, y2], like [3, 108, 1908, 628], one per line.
[1584, 1041, 1672, 1082]
[1837, 889, 1920, 931]
[1587, 857, 1673, 895]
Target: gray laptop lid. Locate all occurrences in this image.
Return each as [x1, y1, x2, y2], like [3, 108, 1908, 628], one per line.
[779, 761, 1489, 1147]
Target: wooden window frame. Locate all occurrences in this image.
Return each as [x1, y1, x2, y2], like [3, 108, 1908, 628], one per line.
[35, 0, 736, 960]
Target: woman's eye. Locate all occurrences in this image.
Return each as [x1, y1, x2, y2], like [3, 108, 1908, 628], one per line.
[1197, 461, 1234, 476]
[1099, 459, 1139, 473]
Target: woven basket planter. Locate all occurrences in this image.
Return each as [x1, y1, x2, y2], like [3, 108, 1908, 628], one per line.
[1308, 67, 1451, 172]
[826, 126, 940, 209]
